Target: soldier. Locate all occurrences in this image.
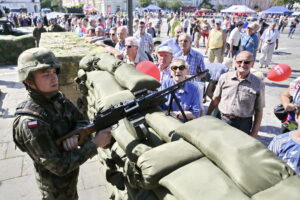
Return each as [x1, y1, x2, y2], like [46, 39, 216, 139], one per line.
[13, 47, 111, 200]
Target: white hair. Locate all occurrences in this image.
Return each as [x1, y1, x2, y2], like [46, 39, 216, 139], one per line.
[125, 37, 140, 47]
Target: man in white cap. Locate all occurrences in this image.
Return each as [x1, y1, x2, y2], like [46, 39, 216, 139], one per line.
[156, 46, 173, 82]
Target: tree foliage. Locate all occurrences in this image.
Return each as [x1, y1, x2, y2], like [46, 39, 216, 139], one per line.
[40, 0, 51, 9]
[140, 0, 152, 8]
[273, 0, 300, 9]
[199, 0, 213, 9]
[170, 0, 183, 12]
[156, 0, 168, 9]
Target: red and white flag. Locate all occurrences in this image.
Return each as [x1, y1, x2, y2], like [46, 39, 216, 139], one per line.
[27, 121, 38, 129]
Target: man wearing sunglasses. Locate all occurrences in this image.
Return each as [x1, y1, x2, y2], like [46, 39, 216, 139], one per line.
[207, 51, 265, 138]
[160, 59, 201, 120]
[158, 25, 184, 55]
[124, 36, 148, 66]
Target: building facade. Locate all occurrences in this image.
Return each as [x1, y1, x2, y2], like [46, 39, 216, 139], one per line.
[63, 0, 138, 14]
[0, 0, 41, 13]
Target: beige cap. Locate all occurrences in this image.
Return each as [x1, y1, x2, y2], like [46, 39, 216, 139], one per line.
[157, 46, 173, 54]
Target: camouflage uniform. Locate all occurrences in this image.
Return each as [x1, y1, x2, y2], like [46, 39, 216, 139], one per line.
[13, 48, 98, 200]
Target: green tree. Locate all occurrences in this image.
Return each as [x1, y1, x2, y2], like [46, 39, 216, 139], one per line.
[199, 0, 213, 9]
[140, 0, 152, 8]
[273, 0, 300, 9]
[216, 4, 223, 12]
[156, 0, 168, 9]
[40, 0, 51, 9]
[170, 0, 183, 12]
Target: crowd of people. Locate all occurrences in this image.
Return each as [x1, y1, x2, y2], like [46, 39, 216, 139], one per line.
[10, 10, 300, 198]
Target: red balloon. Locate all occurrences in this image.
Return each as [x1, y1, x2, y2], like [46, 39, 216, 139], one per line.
[136, 61, 160, 81]
[267, 64, 291, 82]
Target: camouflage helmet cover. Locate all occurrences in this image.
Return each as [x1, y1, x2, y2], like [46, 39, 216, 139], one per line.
[17, 47, 61, 82]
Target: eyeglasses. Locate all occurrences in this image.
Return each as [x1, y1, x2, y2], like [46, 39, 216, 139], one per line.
[176, 31, 182, 34]
[171, 65, 186, 71]
[109, 33, 115, 36]
[125, 45, 133, 48]
[236, 60, 253, 65]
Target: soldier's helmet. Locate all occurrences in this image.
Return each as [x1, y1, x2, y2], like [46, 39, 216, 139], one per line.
[17, 47, 61, 82]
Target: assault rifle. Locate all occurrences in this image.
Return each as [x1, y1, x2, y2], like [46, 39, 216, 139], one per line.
[56, 70, 208, 146]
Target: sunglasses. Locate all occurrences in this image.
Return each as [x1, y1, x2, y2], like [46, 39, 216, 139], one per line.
[125, 45, 133, 48]
[236, 60, 253, 65]
[109, 33, 115, 36]
[171, 65, 186, 71]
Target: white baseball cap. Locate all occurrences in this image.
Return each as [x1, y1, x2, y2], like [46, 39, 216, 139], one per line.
[157, 46, 173, 54]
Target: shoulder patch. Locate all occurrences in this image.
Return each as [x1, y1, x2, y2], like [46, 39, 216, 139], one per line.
[27, 121, 38, 129]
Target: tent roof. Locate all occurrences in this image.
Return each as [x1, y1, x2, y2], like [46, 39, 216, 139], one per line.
[261, 6, 293, 14]
[142, 4, 162, 10]
[221, 5, 256, 13]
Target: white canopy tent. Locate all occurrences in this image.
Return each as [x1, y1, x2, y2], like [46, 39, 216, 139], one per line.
[221, 5, 256, 14]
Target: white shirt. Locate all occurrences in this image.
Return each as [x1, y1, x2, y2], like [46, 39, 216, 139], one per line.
[228, 27, 241, 46]
[261, 29, 280, 43]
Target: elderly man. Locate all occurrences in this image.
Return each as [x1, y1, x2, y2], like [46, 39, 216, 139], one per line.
[158, 25, 183, 55]
[123, 36, 148, 66]
[205, 20, 226, 63]
[134, 21, 154, 56]
[160, 59, 200, 121]
[240, 23, 259, 59]
[115, 26, 128, 52]
[48, 18, 65, 32]
[226, 21, 244, 57]
[258, 22, 280, 68]
[156, 46, 173, 82]
[207, 51, 265, 137]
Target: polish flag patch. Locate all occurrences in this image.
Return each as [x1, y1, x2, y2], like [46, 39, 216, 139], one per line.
[27, 121, 38, 129]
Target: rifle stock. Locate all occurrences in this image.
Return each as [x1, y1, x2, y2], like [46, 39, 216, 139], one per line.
[56, 69, 208, 146]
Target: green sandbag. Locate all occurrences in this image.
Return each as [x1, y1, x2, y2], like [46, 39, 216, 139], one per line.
[252, 175, 300, 200]
[95, 52, 122, 73]
[153, 187, 178, 200]
[137, 140, 204, 189]
[95, 90, 135, 112]
[159, 158, 250, 200]
[79, 55, 99, 71]
[145, 112, 182, 142]
[114, 63, 161, 92]
[175, 116, 295, 196]
[88, 70, 124, 97]
[112, 119, 151, 162]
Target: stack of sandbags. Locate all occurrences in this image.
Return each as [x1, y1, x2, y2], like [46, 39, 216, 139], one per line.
[0, 34, 35, 65]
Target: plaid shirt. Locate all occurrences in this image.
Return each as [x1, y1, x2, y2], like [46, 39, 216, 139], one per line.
[134, 32, 153, 54]
[174, 48, 206, 81]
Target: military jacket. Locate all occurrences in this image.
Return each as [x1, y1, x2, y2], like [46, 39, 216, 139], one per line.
[13, 91, 97, 199]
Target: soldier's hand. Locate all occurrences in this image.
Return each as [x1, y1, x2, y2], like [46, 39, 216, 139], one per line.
[63, 135, 79, 151]
[92, 128, 112, 148]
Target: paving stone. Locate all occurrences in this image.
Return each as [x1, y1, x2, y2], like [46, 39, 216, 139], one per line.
[78, 186, 109, 200]
[6, 141, 26, 158]
[0, 142, 8, 160]
[0, 175, 41, 200]
[0, 157, 23, 180]
[79, 160, 107, 189]
[22, 155, 34, 176]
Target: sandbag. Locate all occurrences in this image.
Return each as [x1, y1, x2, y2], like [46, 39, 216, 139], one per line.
[175, 116, 295, 196]
[159, 158, 250, 200]
[145, 112, 182, 142]
[112, 119, 152, 162]
[89, 70, 124, 97]
[114, 63, 161, 92]
[96, 52, 122, 73]
[79, 54, 99, 71]
[252, 175, 300, 200]
[95, 90, 135, 112]
[153, 187, 178, 200]
[137, 140, 204, 189]
[77, 69, 87, 81]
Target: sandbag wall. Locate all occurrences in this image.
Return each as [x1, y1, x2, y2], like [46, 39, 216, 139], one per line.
[76, 52, 300, 200]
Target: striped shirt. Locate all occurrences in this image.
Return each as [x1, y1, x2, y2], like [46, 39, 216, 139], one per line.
[134, 32, 153, 54]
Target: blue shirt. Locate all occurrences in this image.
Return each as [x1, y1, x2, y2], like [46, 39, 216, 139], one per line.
[240, 33, 259, 55]
[158, 38, 181, 55]
[174, 48, 206, 82]
[160, 78, 200, 118]
[268, 131, 300, 173]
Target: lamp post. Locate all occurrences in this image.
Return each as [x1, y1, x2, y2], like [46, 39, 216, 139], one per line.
[127, 0, 133, 36]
